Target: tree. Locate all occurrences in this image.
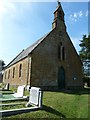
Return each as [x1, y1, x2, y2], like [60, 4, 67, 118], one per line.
[0, 60, 5, 71]
[0, 60, 5, 82]
[79, 34, 90, 76]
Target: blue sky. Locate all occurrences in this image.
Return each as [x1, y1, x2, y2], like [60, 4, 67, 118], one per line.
[0, 1, 88, 65]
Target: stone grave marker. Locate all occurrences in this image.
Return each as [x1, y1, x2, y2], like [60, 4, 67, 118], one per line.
[26, 87, 43, 108]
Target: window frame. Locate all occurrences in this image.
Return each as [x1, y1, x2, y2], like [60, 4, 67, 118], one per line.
[13, 67, 15, 78]
[8, 70, 10, 79]
[19, 64, 22, 77]
[5, 71, 7, 79]
[58, 42, 65, 61]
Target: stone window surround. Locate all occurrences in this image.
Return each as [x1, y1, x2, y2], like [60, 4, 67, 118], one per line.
[58, 42, 65, 61]
[13, 67, 15, 78]
[5, 71, 7, 79]
[8, 69, 10, 79]
[19, 64, 22, 78]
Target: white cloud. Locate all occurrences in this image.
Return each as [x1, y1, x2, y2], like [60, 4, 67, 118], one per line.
[0, 1, 16, 21]
[68, 10, 87, 23]
[74, 19, 77, 22]
[79, 11, 83, 17]
[0, 1, 32, 26]
[0, 1, 6, 18]
[74, 13, 78, 18]
[0, 2, 7, 14]
[0, 1, 32, 49]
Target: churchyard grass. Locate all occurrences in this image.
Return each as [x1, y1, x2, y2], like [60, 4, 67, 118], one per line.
[1, 91, 14, 94]
[0, 101, 31, 110]
[2, 88, 89, 119]
[0, 86, 30, 111]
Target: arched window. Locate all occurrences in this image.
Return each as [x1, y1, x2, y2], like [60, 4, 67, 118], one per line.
[13, 67, 15, 78]
[5, 71, 7, 79]
[58, 42, 65, 61]
[62, 47, 65, 60]
[58, 45, 61, 60]
[8, 70, 10, 79]
[58, 42, 62, 60]
[19, 64, 22, 77]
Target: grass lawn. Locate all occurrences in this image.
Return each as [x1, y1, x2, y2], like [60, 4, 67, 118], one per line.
[1, 88, 89, 119]
[0, 101, 30, 110]
[1, 90, 14, 94]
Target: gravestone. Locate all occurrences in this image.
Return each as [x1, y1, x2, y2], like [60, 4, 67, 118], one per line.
[4, 83, 9, 90]
[26, 87, 43, 108]
[13, 85, 25, 98]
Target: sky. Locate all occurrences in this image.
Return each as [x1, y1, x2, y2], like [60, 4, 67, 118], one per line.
[0, 1, 88, 65]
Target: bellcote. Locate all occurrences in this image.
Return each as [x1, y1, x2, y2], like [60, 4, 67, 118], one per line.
[52, 1, 65, 30]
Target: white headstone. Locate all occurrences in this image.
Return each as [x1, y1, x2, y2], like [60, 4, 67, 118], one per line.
[13, 85, 25, 98]
[30, 87, 40, 105]
[26, 87, 43, 108]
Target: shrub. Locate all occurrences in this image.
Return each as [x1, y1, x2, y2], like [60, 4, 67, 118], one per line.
[83, 76, 90, 87]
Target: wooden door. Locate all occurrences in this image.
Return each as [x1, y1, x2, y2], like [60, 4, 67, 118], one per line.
[58, 67, 65, 89]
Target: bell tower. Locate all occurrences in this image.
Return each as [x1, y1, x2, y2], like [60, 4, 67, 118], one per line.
[52, 1, 66, 30]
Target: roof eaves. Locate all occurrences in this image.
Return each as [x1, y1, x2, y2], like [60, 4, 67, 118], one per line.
[5, 30, 53, 69]
[6, 49, 24, 68]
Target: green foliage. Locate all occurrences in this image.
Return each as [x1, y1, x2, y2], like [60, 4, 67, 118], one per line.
[79, 34, 90, 60]
[79, 34, 90, 75]
[0, 59, 5, 70]
[83, 76, 90, 87]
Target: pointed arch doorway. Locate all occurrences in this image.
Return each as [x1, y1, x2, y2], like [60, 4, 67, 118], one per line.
[58, 66, 65, 89]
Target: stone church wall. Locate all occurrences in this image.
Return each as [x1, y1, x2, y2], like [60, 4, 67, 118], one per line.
[30, 29, 59, 89]
[2, 2, 83, 90]
[65, 33, 83, 89]
[3, 28, 83, 89]
[3, 57, 31, 86]
[30, 28, 83, 89]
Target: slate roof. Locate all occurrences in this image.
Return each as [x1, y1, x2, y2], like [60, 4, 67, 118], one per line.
[7, 32, 50, 68]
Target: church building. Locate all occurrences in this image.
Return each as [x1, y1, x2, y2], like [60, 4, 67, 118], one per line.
[3, 2, 83, 90]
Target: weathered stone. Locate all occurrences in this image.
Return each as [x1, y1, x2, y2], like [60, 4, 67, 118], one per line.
[3, 2, 83, 90]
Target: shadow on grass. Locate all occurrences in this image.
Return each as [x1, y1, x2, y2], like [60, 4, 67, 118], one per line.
[44, 88, 90, 95]
[62, 88, 90, 95]
[42, 105, 66, 118]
